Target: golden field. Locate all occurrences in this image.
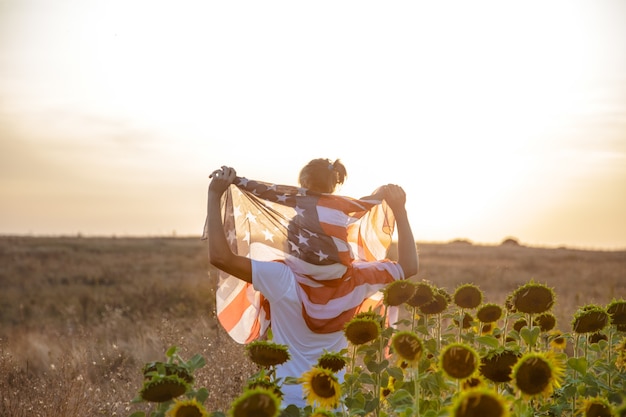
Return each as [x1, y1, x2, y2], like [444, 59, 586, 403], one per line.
[0, 236, 624, 416]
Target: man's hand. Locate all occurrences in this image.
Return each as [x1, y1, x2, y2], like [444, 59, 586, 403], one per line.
[382, 184, 407, 214]
[209, 166, 237, 195]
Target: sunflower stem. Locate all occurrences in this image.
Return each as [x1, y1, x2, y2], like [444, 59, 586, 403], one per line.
[413, 366, 420, 417]
[608, 328, 613, 388]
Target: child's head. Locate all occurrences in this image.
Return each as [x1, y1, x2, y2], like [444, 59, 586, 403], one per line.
[298, 158, 347, 193]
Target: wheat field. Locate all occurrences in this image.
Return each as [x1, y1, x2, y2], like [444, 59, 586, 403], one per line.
[0, 236, 624, 416]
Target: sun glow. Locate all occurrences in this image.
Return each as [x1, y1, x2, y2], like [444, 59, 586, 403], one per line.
[1, 1, 625, 248]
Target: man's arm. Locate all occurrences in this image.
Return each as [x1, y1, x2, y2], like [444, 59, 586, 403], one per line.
[383, 184, 419, 278]
[206, 166, 253, 283]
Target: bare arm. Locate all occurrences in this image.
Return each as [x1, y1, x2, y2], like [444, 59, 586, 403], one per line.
[383, 184, 419, 278]
[206, 166, 252, 283]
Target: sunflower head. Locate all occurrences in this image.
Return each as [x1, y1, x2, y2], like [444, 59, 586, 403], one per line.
[577, 396, 614, 417]
[383, 279, 416, 306]
[419, 288, 450, 315]
[513, 318, 527, 332]
[548, 330, 568, 352]
[300, 366, 341, 409]
[344, 317, 381, 345]
[512, 351, 565, 398]
[439, 343, 480, 380]
[142, 361, 194, 384]
[246, 341, 290, 368]
[246, 378, 283, 400]
[391, 331, 424, 366]
[450, 388, 509, 417]
[615, 337, 626, 372]
[588, 333, 608, 345]
[317, 351, 347, 373]
[480, 348, 520, 384]
[607, 299, 626, 326]
[166, 398, 209, 417]
[406, 281, 435, 308]
[462, 376, 485, 390]
[454, 284, 483, 309]
[454, 312, 474, 329]
[510, 281, 555, 314]
[140, 374, 189, 403]
[572, 305, 609, 334]
[504, 294, 517, 313]
[533, 312, 557, 332]
[477, 303, 503, 324]
[229, 388, 280, 417]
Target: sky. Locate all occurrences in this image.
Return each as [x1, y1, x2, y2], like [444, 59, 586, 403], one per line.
[1, 0, 625, 250]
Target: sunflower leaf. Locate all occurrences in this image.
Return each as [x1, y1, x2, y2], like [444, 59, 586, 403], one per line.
[567, 357, 588, 376]
[520, 326, 541, 347]
[475, 335, 500, 349]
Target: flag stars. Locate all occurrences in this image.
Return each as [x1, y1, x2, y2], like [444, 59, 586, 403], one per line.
[237, 177, 249, 187]
[245, 212, 257, 224]
[262, 229, 274, 242]
[276, 194, 288, 203]
[315, 250, 329, 261]
[296, 233, 309, 246]
[226, 229, 237, 245]
[289, 240, 301, 254]
[294, 206, 305, 217]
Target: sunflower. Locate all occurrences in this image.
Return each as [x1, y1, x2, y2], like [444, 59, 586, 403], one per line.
[510, 281, 555, 315]
[140, 374, 189, 403]
[344, 317, 380, 345]
[142, 361, 194, 384]
[512, 351, 565, 398]
[513, 318, 527, 332]
[477, 303, 503, 324]
[439, 343, 480, 380]
[246, 378, 283, 399]
[353, 310, 385, 327]
[480, 323, 494, 335]
[300, 366, 342, 409]
[229, 388, 280, 417]
[246, 341, 290, 368]
[454, 284, 483, 309]
[504, 294, 516, 313]
[317, 351, 347, 373]
[606, 299, 626, 326]
[419, 288, 450, 315]
[383, 279, 416, 306]
[462, 376, 485, 390]
[548, 330, 568, 352]
[454, 312, 474, 330]
[391, 331, 424, 367]
[533, 312, 557, 332]
[615, 337, 626, 372]
[450, 388, 509, 417]
[577, 396, 614, 417]
[588, 333, 608, 345]
[480, 348, 520, 383]
[572, 305, 609, 334]
[406, 281, 435, 308]
[380, 376, 396, 399]
[167, 398, 209, 417]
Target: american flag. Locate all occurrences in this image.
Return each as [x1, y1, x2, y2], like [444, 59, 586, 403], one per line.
[204, 176, 404, 344]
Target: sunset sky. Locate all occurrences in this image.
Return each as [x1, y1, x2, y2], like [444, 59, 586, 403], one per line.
[1, 1, 625, 249]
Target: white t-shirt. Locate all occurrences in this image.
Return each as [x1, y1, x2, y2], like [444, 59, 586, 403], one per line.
[251, 259, 348, 408]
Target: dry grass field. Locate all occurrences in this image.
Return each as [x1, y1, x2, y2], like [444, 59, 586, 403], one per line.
[0, 236, 624, 416]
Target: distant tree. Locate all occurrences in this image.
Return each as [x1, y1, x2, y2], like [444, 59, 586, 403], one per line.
[501, 237, 521, 246]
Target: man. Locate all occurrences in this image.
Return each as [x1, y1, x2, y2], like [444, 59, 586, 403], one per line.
[205, 164, 418, 407]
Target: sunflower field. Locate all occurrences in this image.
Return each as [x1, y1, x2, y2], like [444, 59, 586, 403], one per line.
[130, 279, 626, 417]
